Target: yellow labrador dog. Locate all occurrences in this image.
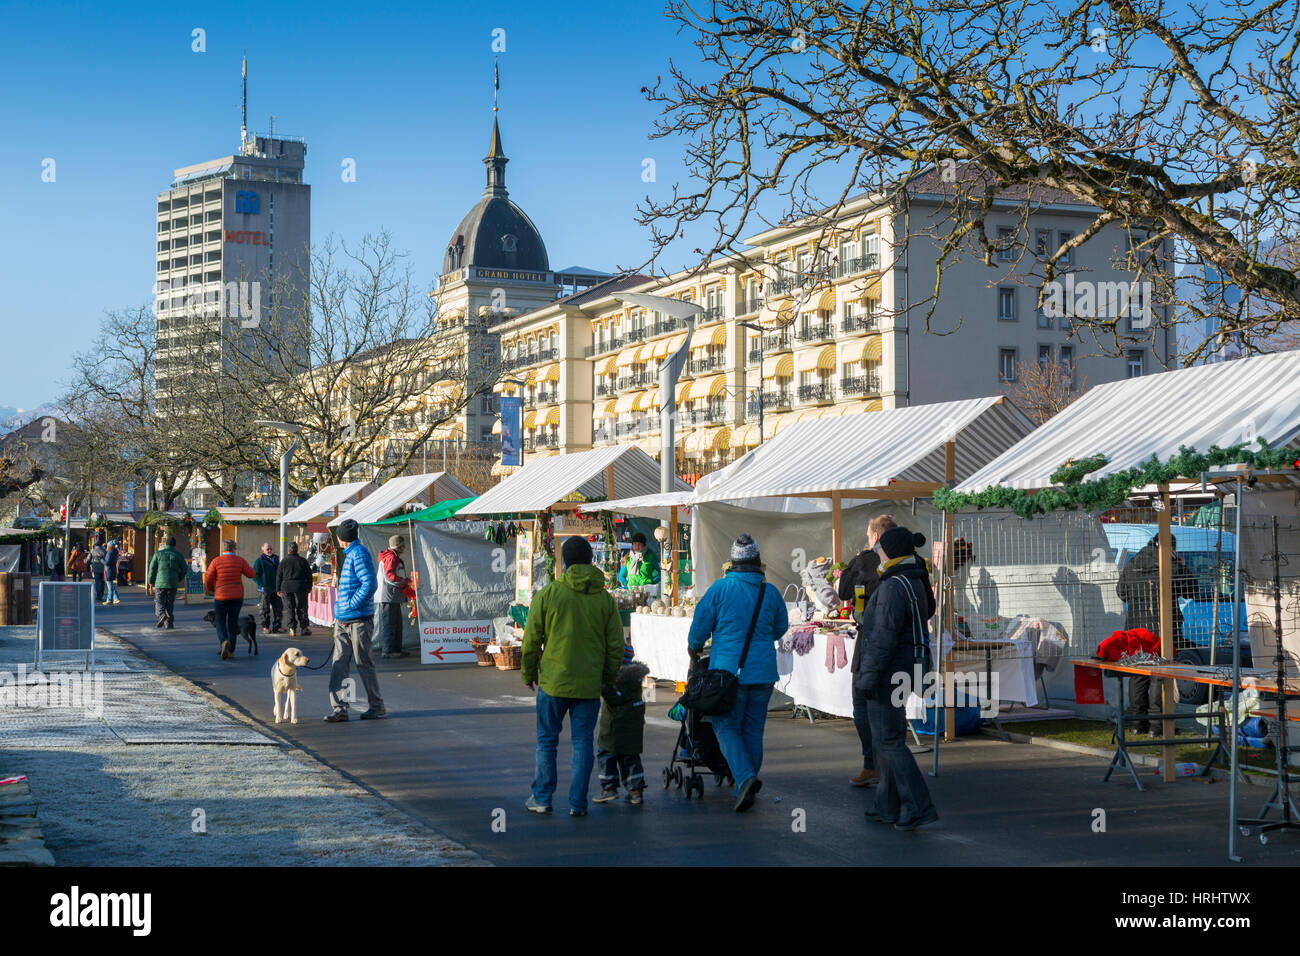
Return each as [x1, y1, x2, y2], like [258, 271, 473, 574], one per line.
[272, 648, 311, 724]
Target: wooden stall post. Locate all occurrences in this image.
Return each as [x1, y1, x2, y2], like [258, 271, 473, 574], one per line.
[943, 440, 958, 743]
[831, 491, 844, 565]
[1157, 483, 1176, 782]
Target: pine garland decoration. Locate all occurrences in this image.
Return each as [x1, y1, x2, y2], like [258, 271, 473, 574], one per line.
[934, 440, 1295, 520]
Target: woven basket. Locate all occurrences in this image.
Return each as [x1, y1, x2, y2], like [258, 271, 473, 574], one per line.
[494, 644, 523, 671]
[471, 641, 495, 667]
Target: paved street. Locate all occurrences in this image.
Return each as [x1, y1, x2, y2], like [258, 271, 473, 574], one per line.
[99, 588, 1295, 866]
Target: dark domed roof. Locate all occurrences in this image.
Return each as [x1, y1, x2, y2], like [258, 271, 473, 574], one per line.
[443, 118, 549, 275]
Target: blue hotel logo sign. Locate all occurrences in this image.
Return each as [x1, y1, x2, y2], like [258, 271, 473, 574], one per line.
[235, 190, 260, 214]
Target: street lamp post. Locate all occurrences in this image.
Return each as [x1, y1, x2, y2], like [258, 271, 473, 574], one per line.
[738, 321, 765, 442]
[254, 420, 302, 559]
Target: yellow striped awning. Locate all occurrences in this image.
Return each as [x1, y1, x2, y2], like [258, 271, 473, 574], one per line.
[774, 299, 794, 324]
[839, 340, 863, 363]
[523, 368, 538, 386]
[764, 353, 794, 379]
[614, 393, 638, 415]
[600, 356, 619, 376]
[522, 409, 537, 428]
[817, 289, 836, 312]
[433, 421, 462, 439]
[492, 380, 516, 394]
[539, 363, 561, 383]
[616, 347, 639, 367]
[687, 374, 725, 401]
[797, 346, 836, 373]
[635, 388, 659, 412]
[859, 275, 883, 301]
[650, 337, 670, 360]
[599, 399, 618, 417]
[768, 413, 799, 434]
[691, 325, 728, 350]
[836, 400, 869, 417]
[668, 332, 688, 355]
[731, 423, 761, 448]
[709, 427, 731, 450]
[863, 336, 883, 362]
[491, 419, 502, 435]
[542, 406, 561, 426]
[861, 398, 883, 413]
[674, 380, 691, 403]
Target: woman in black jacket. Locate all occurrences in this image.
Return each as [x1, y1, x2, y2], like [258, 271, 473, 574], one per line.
[276, 541, 315, 637]
[838, 514, 897, 787]
[854, 526, 939, 831]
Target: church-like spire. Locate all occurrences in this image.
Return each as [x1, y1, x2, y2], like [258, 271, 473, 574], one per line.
[484, 61, 508, 196]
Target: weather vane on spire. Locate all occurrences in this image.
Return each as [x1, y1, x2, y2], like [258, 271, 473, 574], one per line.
[493, 57, 499, 114]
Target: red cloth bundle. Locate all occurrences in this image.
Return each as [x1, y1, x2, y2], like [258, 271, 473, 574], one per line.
[1096, 627, 1161, 661]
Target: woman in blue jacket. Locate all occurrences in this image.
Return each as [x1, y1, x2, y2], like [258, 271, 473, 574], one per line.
[688, 534, 789, 812]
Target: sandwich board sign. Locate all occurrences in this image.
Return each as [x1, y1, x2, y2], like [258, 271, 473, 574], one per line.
[36, 581, 95, 672]
[419, 620, 490, 665]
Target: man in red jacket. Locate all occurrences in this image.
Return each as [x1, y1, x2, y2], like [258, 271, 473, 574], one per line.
[375, 535, 415, 659]
[204, 540, 255, 659]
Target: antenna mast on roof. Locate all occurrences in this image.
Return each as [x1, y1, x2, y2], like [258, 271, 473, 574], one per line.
[240, 52, 249, 154]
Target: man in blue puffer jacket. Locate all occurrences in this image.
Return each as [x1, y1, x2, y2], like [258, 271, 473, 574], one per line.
[325, 519, 385, 722]
[688, 533, 788, 812]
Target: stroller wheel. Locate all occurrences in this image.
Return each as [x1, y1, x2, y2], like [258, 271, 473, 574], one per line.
[714, 773, 725, 788]
[684, 775, 695, 799]
[674, 767, 684, 789]
[691, 776, 705, 799]
[662, 767, 673, 790]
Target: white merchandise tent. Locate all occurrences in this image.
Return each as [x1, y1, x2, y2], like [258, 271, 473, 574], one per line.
[329, 472, 473, 527]
[281, 481, 372, 525]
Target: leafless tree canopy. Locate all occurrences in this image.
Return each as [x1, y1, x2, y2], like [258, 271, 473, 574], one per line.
[639, 0, 1300, 361]
[1002, 355, 1089, 424]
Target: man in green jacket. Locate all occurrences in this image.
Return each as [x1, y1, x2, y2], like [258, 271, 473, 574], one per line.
[147, 535, 189, 629]
[522, 536, 624, 817]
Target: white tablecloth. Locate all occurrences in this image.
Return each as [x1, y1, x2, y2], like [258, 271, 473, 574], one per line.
[630, 614, 694, 683]
[940, 633, 1038, 707]
[776, 631, 857, 718]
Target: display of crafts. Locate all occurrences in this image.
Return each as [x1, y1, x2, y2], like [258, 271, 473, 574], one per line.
[613, 586, 695, 617]
[799, 556, 853, 620]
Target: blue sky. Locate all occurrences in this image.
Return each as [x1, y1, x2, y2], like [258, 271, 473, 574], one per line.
[0, 0, 696, 410]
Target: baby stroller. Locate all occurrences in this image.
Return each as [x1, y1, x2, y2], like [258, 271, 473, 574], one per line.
[662, 655, 734, 799]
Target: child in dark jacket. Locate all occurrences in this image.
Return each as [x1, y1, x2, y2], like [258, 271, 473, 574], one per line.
[593, 643, 650, 805]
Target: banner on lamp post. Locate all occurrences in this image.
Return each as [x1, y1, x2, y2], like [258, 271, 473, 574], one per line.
[501, 395, 522, 467]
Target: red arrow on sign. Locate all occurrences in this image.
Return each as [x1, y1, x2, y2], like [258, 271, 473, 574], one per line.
[427, 646, 479, 661]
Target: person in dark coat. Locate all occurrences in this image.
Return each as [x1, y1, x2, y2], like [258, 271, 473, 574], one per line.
[593, 644, 650, 805]
[276, 541, 315, 637]
[252, 543, 285, 634]
[838, 514, 897, 788]
[855, 526, 939, 831]
[1116, 537, 1201, 734]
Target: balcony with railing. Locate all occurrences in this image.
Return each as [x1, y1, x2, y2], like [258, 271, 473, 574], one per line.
[584, 336, 625, 358]
[683, 406, 728, 426]
[747, 391, 792, 416]
[757, 332, 793, 356]
[522, 433, 560, 451]
[840, 373, 882, 397]
[797, 322, 835, 343]
[737, 296, 762, 316]
[504, 346, 557, 370]
[836, 252, 879, 277]
[767, 277, 795, 296]
[527, 388, 559, 407]
[616, 372, 652, 391]
[649, 315, 689, 338]
[687, 355, 725, 375]
[797, 383, 833, 404]
[840, 313, 878, 334]
[596, 381, 617, 397]
[593, 426, 612, 443]
[699, 305, 724, 324]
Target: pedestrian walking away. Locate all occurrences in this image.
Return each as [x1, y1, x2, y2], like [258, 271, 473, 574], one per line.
[521, 535, 624, 817]
[276, 541, 315, 637]
[204, 540, 254, 660]
[147, 534, 188, 629]
[67, 544, 86, 583]
[325, 519, 385, 722]
[89, 538, 107, 603]
[102, 539, 121, 605]
[856, 526, 939, 831]
[252, 542, 284, 634]
[837, 513, 898, 788]
[687, 533, 788, 813]
[593, 642, 650, 805]
[375, 534, 415, 658]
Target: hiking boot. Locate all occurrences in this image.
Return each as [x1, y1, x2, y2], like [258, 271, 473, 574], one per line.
[592, 789, 619, 804]
[569, 808, 588, 817]
[894, 809, 939, 832]
[358, 706, 387, 720]
[864, 809, 898, 824]
[628, 789, 644, 806]
[850, 767, 879, 788]
[219, 641, 233, 660]
[524, 796, 552, 814]
[323, 711, 349, 723]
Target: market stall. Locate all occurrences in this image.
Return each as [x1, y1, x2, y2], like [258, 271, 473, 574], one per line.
[946, 349, 1300, 856]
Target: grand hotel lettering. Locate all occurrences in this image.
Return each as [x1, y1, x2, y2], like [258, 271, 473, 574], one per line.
[474, 268, 549, 283]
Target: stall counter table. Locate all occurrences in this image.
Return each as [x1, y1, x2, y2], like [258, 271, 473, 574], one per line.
[629, 613, 693, 684]
[308, 583, 337, 628]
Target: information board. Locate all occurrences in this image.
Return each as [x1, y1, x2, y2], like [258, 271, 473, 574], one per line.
[36, 581, 94, 671]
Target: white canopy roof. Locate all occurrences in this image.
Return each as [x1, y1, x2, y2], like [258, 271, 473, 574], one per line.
[693, 396, 1034, 503]
[281, 481, 372, 525]
[581, 491, 696, 521]
[466, 445, 692, 515]
[328, 472, 473, 527]
[955, 350, 1300, 493]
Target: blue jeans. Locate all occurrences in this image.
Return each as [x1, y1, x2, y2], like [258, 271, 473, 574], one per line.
[532, 689, 601, 812]
[104, 578, 120, 603]
[214, 598, 243, 650]
[852, 684, 875, 769]
[711, 683, 773, 797]
[866, 694, 935, 823]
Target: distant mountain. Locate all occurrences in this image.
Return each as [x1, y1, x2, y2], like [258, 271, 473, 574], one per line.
[0, 402, 59, 434]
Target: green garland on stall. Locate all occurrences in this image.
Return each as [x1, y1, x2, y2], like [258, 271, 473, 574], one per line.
[541, 510, 556, 582]
[934, 440, 1296, 520]
[202, 508, 223, 528]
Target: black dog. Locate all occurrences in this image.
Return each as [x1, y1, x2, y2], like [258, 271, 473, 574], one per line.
[202, 610, 259, 656]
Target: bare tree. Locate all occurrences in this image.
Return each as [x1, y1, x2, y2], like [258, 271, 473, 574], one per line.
[1002, 357, 1089, 425]
[639, 0, 1300, 362]
[211, 232, 495, 497]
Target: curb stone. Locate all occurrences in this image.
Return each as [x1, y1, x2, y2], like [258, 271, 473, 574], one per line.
[0, 778, 55, 867]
